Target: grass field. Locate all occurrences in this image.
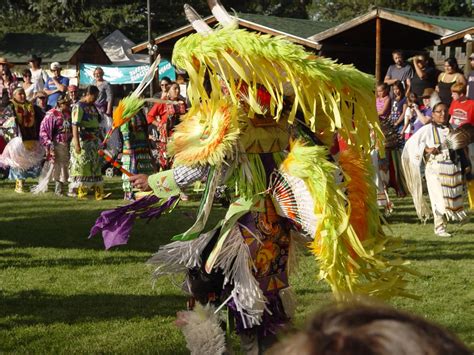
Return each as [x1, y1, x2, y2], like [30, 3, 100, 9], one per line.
[0, 177, 473, 354]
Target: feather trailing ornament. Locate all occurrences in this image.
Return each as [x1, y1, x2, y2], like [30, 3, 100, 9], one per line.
[30, 160, 54, 194]
[89, 195, 179, 250]
[175, 303, 226, 355]
[445, 124, 474, 150]
[281, 140, 414, 300]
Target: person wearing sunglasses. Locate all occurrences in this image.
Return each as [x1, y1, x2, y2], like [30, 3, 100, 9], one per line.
[402, 102, 468, 237]
[0, 66, 17, 100]
[158, 76, 171, 99]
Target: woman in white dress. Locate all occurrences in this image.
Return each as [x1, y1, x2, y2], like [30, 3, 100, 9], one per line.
[402, 102, 468, 237]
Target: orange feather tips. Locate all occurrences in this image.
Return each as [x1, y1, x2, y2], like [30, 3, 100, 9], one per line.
[112, 96, 145, 129]
[168, 100, 240, 167]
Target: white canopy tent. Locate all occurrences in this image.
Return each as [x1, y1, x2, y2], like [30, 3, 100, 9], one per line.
[100, 30, 149, 66]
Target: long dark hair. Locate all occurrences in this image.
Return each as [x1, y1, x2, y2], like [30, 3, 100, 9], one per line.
[2, 67, 14, 82]
[445, 57, 461, 73]
[392, 80, 405, 98]
[80, 85, 99, 103]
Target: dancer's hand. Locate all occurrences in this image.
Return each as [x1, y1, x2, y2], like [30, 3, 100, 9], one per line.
[425, 147, 439, 155]
[129, 174, 151, 192]
[74, 144, 81, 154]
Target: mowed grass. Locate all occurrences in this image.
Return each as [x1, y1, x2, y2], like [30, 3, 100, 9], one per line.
[0, 177, 473, 354]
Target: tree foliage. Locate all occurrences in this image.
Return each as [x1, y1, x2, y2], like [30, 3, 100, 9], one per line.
[0, 0, 472, 42]
[308, 0, 473, 21]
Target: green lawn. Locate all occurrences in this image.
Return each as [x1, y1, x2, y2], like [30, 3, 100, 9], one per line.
[0, 177, 473, 354]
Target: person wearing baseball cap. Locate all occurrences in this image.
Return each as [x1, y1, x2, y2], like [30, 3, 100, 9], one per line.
[44, 62, 69, 107]
[467, 53, 474, 100]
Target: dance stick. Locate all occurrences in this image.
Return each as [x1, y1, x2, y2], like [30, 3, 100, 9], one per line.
[143, 98, 183, 105]
[98, 149, 133, 177]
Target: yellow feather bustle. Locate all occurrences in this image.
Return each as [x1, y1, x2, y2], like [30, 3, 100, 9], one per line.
[168, 100, 240, 167]
[172, 27, 383, 152]
[281, 141, 414, 300]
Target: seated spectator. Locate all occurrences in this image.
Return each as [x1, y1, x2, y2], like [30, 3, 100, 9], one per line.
[267, 303, 471, 355]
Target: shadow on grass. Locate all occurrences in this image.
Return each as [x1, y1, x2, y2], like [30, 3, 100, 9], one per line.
[0, 204, 226, 253]
[384, 213, 423, 224]
[0, 254, 149, 270]
[404, 239, 474, 261]
[0, 289, 186, 330]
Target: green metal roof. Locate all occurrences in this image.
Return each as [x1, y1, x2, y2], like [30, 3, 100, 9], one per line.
[238, 12, 339, 38]
[381, 7, 474, 32]
[0, 32, 92, 64]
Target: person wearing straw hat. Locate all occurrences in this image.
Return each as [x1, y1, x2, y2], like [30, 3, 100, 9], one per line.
[0, 57, 14, 71]
[0, 58, 18, 99]
[0, 66, 18, 100]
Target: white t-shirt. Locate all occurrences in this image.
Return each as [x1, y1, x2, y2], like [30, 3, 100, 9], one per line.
[30, 68, 48, 93]
[403, 104, 417, 134]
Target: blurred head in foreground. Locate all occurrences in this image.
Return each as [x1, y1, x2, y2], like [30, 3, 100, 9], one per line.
[267, 303, 470, 355]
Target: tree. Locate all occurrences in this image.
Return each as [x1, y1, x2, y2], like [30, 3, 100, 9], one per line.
[307, 0, 473, 21]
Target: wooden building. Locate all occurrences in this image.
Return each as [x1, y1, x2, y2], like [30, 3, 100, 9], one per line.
[309, 7, 474, 81]
[132, 13, 334, 59]
[0, 32, 110, 69]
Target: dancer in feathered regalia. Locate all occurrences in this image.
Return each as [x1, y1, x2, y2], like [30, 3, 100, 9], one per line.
[91, 1, 412, 353]
[0, 87, 44, 193]
[402, 102, 469, 237]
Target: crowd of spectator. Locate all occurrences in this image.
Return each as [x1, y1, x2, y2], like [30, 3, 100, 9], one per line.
[375, 50, 474, 236]
[0, 55, 187, 201]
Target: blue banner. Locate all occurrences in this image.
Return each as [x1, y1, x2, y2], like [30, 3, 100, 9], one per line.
[79, 59, 176, 85]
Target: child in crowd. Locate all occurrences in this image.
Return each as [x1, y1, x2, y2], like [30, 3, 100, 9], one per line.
[402, 92, 418, 141]
[376, 83, 391, 119]
[390, 80, 407, 132]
